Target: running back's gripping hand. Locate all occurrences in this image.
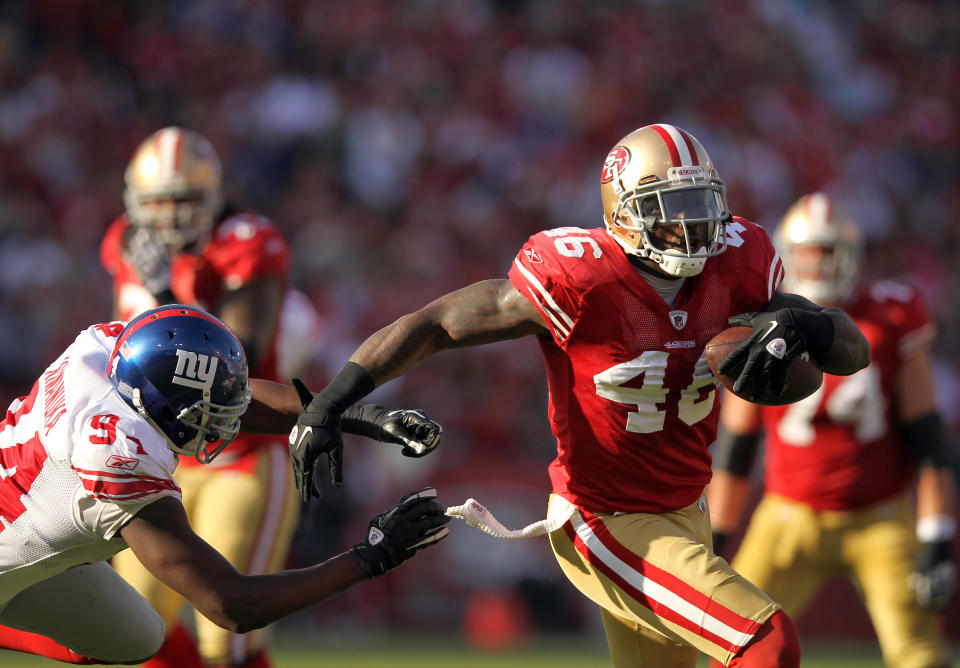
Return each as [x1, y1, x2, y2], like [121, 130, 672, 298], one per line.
[289, 379, 345, 500]
[352, 488, 451, 577]
[718, 308, 833, 402]
[341, 404, 441, 457]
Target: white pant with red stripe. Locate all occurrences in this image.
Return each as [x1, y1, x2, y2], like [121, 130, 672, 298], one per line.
[548, 493, 779, 667]
[0, 562, 164, 663]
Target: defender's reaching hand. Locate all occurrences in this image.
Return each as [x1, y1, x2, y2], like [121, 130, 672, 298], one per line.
[352, 487, 451, 577]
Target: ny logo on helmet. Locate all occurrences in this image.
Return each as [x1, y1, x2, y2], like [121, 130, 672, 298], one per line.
[172, 349, 218, 390]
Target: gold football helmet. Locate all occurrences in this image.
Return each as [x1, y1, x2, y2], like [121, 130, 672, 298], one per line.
[123, 127, 224, 252]
[600, 124, 730, 277]
[774, 193, 863, 305]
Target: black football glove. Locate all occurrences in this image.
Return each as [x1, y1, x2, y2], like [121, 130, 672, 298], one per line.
[352, 487, 451, 577]
[909, 539, 957, 613]
[341, 404, 442, 457]
[717, 308, 833, 402]
[289, 378, 345, 500]
[125, 228, 174, 299]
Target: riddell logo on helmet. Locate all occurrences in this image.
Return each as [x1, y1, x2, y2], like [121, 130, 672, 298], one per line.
[668, 166, 705, 181]
[172, 350, 218, 390]
[600, 146, 630, 183]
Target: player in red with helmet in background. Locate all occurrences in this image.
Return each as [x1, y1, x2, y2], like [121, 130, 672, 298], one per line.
[708, 194, 956, 668]
[99, 127, 346, 668]
[287, 125, 872, 667]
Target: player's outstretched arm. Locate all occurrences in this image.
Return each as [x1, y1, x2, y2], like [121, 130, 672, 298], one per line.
[353, 278, 549, 383]
[239, 379, 441, 457]
[290, 279, 548, 500]
[121, 489, 450, 633]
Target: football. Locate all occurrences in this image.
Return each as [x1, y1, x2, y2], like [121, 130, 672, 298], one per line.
[705, 325, 823, 406]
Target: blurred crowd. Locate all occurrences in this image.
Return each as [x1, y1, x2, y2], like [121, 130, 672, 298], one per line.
[0, 0, 957, 642]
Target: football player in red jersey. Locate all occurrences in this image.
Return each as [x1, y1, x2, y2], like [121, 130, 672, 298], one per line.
[708, 194, 955, 668]
[99, 127, 321, 668]
[288, 125, 871, 667]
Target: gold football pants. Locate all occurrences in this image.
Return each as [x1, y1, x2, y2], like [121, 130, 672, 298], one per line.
[549, 493, 779, 667]
[112, 444, 299, 665]
[733, 493, 949, 668]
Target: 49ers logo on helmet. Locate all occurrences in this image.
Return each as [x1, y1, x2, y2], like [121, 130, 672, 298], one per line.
[600, 146, 630, 184]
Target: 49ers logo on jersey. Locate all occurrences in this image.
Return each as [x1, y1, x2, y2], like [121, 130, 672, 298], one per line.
[172, 350, 218, 390]
[600, 146, 630, 183]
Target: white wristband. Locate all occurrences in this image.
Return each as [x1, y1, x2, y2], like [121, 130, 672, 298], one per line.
[916, 514, 957, 542]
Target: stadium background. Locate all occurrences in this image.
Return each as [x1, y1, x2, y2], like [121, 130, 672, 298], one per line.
[0, 0, 956, 665]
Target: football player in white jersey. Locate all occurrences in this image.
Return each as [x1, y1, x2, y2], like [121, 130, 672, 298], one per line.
[0, 305, 446, 665]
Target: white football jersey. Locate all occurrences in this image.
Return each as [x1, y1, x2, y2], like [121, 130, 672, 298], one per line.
[0, 322, 180, 605]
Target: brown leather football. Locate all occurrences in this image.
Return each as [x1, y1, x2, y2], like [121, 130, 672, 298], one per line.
[705, 325, 823, 406]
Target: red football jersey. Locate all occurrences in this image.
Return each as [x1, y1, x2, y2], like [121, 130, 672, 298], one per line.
[760, 281, 935, 511]
[508, 221, 782, 513]
[100, 213, 290, 466]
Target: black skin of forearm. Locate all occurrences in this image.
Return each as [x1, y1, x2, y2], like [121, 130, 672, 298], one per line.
[765, 291, 871, 375]
[122, 497, 368, 633]
[241, 379, 301, 434]
[349, 279, 548, 386]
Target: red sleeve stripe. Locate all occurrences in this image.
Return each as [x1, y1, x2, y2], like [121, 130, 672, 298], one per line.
[1, 381, 40, 434]
[567, 509, 761, 653]
[79, 476, 180, 499]
[73, 467, 177, 487]
[87, 488, 181, 502]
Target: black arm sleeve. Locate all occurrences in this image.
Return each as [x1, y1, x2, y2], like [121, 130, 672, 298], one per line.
[340, 404, 388, 440]
[712, 428, 762, 477]
[902, 413, 950, 470]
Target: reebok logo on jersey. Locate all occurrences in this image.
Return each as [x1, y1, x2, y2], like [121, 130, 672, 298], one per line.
[172, 350, 218, 391]
[765, 338, 787, 359]
[523, 247, 542, 264]
[106, 455, 139, 471]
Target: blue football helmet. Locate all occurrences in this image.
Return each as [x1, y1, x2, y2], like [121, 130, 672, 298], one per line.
[108, 305, 251, 463]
